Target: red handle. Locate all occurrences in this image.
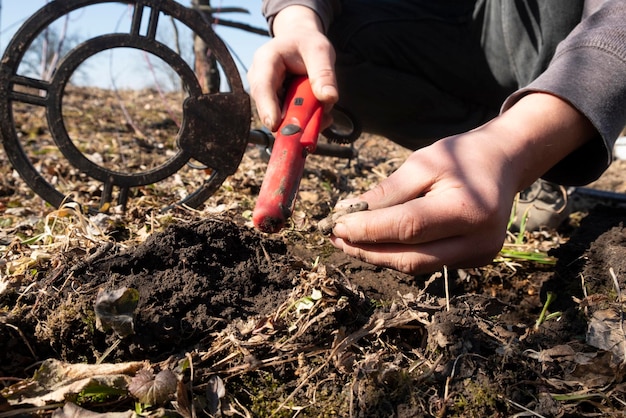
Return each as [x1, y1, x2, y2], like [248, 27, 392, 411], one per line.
[253, 76, 323, 233]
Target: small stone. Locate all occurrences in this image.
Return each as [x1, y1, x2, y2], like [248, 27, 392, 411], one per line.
[318, 201, 369, 235]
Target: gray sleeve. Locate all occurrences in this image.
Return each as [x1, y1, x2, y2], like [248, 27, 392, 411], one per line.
[501, 0, 626, 186]
[262, 0, 341, 35]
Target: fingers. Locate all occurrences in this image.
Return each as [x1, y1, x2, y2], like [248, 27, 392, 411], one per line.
[345, 151, 441, 211]
[329, 233, 503, 275]
[332, 191, 500, 245]
[323, 122, 528, 275]
[328, 188, 510, 274]
[303, 55, 338, 106]
[248, 43, 288, 131]
[248, 34, 338, 131]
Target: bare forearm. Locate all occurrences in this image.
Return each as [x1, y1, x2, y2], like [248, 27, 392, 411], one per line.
[485, 92, 596, 191]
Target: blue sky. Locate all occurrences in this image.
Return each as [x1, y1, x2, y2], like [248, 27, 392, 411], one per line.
[0, 1, 269, 90]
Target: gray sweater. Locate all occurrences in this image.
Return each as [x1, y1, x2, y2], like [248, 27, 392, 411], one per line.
[261, 0, 626, 185]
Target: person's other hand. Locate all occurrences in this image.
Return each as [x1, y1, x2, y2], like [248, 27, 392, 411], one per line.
[329, 131, 516, 275]
[248, 6, 338, 131]
[328, 93, 596, 275]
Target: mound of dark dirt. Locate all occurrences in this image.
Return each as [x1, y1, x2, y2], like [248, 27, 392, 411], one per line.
[2, 219, 296, 374]
[546, 205, 626, 311]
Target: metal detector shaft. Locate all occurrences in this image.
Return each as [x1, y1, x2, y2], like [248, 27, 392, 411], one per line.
[248, 130, 356, 160]
[572, 187, 626, 203]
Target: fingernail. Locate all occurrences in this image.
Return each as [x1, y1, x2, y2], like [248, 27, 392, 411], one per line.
[321, 85, 336, 100]
[263, 116, 273, 129]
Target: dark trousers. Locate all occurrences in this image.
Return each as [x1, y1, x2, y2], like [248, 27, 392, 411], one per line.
[327, 0, 584, 149]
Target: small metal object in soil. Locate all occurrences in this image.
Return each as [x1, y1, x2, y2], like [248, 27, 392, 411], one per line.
[318, 201, 369, 235]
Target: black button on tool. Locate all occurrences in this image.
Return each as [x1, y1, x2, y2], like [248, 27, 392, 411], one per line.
[281, 124, 302, 136]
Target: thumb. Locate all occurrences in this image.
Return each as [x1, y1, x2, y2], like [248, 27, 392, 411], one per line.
[301, 45, 338, 105]
[309, 69, 338, 106]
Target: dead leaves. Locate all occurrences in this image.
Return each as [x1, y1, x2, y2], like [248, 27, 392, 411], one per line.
[2, 359, 145, 408]
[587, 308, 626, 365]
[128, 369, 178, 406]
[1, 359, 192, 417]
[94, 287, 140, 338]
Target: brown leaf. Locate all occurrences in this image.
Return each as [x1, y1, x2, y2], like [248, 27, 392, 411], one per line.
[2, 359, 144, 407]
[586, 308, 626, 365]
[94, 287, 140, 338]
[52, 402, 137, 418]
[128, 369, 178, 406]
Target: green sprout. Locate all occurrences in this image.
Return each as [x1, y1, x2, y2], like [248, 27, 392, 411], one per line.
[497, 248, 557, 265]
[534, 291, 561, 330]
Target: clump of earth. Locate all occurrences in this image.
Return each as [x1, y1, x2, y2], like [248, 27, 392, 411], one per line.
[2, 219, 295, 366]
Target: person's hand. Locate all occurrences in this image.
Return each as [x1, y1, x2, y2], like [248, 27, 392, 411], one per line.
[248, 6, 338, 131]
[329, 130, 517, 275]
[328, 93, 596, 275]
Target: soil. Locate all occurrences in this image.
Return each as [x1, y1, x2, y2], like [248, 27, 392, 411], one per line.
[2, 88, 626, 417]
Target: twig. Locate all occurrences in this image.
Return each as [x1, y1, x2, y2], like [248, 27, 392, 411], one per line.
[96, 338, 121, 364]
[503, 396, 547, 418]
[276, 305, 338, 350]
[443, 265, 450, 312]
[198, 339, 233, 363]
[609, 267, 626, 365]
[212, 19, 269, 36]
[4, 323, 36, 361]
[44, 14, 69, 81]
[186, 352, 197, 418]
[165, 14, 186, 92]
[69, 241, 115, 275]
[611, 394, 626, 408]
[141, 50, 181, 127]
[111, 84, 146, 140]
[410, 353, 444, 381]
[259, 242, 271, 264]
[0, 403, 64, 418]
[225, 351, 323, 377]
[271, 317, 386, 416]
[580, 273, 589, 316]
[610, 267, 621, 302]
[445, 353, 488, 400]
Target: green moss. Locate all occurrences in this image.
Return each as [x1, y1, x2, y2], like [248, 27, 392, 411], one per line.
[227, 372, 291, 417]
[80, 307, 97, 334]
[314, 241, 339, 260]
[448, 379, 504, 417]
[228, 370, 347, 417]
[157, 214, 175, 228]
